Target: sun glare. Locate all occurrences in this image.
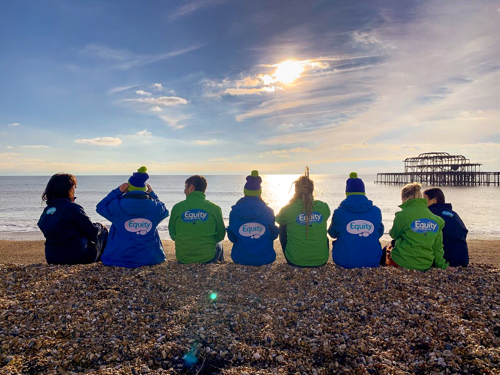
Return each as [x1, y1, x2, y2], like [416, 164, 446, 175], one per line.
[273, 60, 304, 85]
[261, 174, 301, 213]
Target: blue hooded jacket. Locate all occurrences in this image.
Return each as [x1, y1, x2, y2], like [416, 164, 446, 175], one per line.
[227, 197, 279, 266]
[328, 195, 384, 269]
[428, 203, 469, 267]
[96, 188, 169, 268]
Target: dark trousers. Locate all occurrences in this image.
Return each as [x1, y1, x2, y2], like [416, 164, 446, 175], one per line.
[205, 242, 224, 264]
[85, 223, 108, 263]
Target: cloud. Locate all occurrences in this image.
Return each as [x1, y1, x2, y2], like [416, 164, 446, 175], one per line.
[7, 123, 21, 127]
[75, 137, 122, 146]
[159, 115, 188, 129]
[135, 90, 152, 96]
[150, 83, 163, 90]
[193, 139, 218, 145]
[80, 44, 203, 70]
[352, 31, 381, 45]
[0, 153, 20, 158]
[19, 145, 51, 149]
[135, 130, 152, 136]
[168, 0, 226, 21]
[121, 96, 187, 106]
[108, 85, 137, 95]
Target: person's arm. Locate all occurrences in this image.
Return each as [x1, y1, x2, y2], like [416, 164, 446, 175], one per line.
[226, 210, 237, 243]
[266, 207, 279, 241]
[433, 227, 449, 270]
[168, 205, 178, 241]
[378, 222, 385, 238]
[96, 184, 127, 221]
[214, 206, 226, 243]
[72, 204, 100, 242]
[389, 212, 405, 240]
[327, 212, 339, 238]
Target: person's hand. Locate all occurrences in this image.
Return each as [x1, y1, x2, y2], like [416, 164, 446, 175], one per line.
[119, 183, 130, 193]
[146, 183, 152, 193]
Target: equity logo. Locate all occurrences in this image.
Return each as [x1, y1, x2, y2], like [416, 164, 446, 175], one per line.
[346, 220, 374, 237]
[182, 209, 208, 222]
[46, 207, 56, 215]
[441, 211, 454, 217]
[124, 218, 153, 235]
[239, 222, 266, 239]
[296, 212, 323, 225]
[411, 219, 438, 234]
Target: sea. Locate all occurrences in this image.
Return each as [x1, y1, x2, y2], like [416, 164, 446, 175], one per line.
[0, 174, 498, 241]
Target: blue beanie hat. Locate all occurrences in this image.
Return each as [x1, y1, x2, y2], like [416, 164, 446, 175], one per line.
[128, 166, 149, 191]
[244, 170, 262, 196]
[346, 172, 365, 196]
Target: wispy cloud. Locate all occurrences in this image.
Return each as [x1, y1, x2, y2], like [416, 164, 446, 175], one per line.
[135, 130, 152, 136]
[75, 137, 122, 146]
[80, 44, 203, 70]
[150, 83, 163, 90]
[19, 145, 51, 149]
[121, 96, 187, 106]
[193, 139, 218, 146]
[168, 0, 226, 21]
[7, 122, 21, 127]
[135, 90, 152, 96]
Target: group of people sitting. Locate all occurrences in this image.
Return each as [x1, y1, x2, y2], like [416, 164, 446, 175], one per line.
[37, 167, 469, 270]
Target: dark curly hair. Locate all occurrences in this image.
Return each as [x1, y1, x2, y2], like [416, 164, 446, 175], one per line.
[42, 173, 77, 204]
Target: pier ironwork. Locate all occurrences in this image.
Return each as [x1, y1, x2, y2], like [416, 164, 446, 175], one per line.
[376, 152, 500, 186]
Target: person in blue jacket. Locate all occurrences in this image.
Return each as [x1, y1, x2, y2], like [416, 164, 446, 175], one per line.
[96, 167, 169, 268]
[227, 170, 279, 266]
[328, 172, 384, 268]
[38, 173, 108, 265]
[424, 188, 469, 267]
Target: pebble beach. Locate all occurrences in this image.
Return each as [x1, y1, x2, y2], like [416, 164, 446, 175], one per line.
[1, 240, 499, 374]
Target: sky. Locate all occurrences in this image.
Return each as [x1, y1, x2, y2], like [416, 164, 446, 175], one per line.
[0, 0, 499, 175]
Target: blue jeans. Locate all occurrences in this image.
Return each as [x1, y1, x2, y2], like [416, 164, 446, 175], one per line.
[205, 242, 224, 264]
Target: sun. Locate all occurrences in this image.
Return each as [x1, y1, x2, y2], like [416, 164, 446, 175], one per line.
[273, 60, 304, 85]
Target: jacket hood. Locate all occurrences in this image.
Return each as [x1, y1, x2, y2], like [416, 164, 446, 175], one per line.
[399, 198, 428, 210]
[429, 202, 453, 211]
[231, 197, 268, 221]
[340, 195, 374, 213]
[119, 192, 158, 216]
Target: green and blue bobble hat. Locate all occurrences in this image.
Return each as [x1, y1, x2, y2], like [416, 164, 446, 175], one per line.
[128, 166, 149, 192]
[346, 172, 365, 196]
[244, 170, 262, 196]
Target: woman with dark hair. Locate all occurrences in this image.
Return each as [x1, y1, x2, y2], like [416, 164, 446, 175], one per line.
[37, 173, 108, 265]
[424, 188, 469, 267]
[385, 183, 448, 271]
[276, 167, 330, 267]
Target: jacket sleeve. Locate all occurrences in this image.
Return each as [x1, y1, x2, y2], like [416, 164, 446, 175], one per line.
[389, 212, 405, 240]
[150, 191, 169, 223]
[214, 206, 226, 243]
[168, 204, 179, 241]
[327, 211, 339, 238]
[433, 227, 449, 269]
[227, 210, 237, 243]
[267, 208, 279, 241]
[96, 187, 123, 221]
[275, 206, 289, 225]
[378, 222, 385, 238]
[72, 204, 99, 242]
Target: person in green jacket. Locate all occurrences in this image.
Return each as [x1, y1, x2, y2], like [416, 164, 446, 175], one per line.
[276, 168, 331, 267]
[168, 175, 226, 264]
[387, 182, 449, 271]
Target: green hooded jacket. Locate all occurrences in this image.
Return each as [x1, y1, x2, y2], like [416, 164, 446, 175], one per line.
[276, 199, 331, 266]
[390, 198, 448, 270]
[168, 191, 226, 264]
